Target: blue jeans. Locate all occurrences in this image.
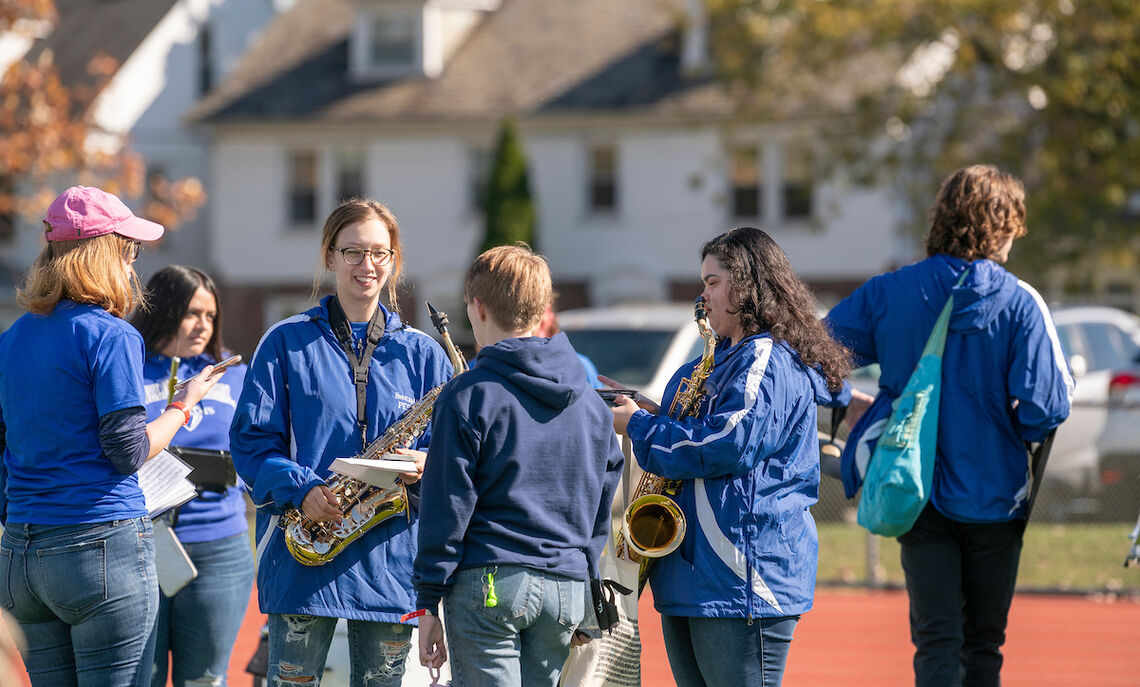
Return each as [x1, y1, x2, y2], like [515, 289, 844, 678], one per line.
[442, 565, 586, 687]
[660, 614, 800, 687]
[151, 532, 254, 687]
[0, 517, 158, 687]
[899, 504, 1024, 687]
[266, 613, 411, 687]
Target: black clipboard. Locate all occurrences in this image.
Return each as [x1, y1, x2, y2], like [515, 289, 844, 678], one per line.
[167, 447, 238, 493]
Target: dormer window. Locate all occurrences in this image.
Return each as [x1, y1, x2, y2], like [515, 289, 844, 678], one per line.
[369, 13, 415, 68]
[351, 8, 422, 80]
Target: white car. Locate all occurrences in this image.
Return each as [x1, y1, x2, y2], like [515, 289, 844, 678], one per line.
[559, 303, 705, 405]
[1048, 306, 1140, 516]
[1052, 306, 1140, 520]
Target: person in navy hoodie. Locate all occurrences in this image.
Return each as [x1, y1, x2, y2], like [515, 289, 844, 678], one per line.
[825, 165, 1072, 687]
[608, 227, 852, 687]
[130, 265, 252, 687]
[0, 186, 222, 687]
[229, 199, 452, 687]
[413, 244, 624, 686]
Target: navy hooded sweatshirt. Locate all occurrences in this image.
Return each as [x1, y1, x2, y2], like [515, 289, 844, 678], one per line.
[414, 332, 624, 614]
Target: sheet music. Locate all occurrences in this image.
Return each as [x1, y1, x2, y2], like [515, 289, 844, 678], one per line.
[330, 455, 418, 488]
[138, 449, 198, 517]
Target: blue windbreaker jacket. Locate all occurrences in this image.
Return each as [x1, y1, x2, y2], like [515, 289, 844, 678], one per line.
[413, 333, 624, 614]
[825, 254, 1073, 523]
[626, 334, 835, 620]
[230, 297, 452, 622]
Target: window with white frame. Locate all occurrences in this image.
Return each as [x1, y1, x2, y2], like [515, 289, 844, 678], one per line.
[287, 151, 318, 226]
[468, 146, 492, 213]
[369, 13, 416, 69]
[335, 150, 366, 203]
[783, 146, 814, 220]
[588, 144, 618, 214]
[731, 145, 761, 219]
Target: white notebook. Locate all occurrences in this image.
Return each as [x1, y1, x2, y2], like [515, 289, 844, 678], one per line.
[330, 455, 418, 488]
[138, 450, 198, 517]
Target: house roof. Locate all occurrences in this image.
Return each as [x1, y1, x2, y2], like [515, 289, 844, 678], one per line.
[190, 0, 738, 125]
[26, 0, 179, 92]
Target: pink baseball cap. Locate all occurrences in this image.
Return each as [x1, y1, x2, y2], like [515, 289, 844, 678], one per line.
[43, 186, 164, 242]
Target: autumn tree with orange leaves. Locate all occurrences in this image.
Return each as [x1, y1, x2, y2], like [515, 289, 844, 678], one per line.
[0, 0, 204, 243]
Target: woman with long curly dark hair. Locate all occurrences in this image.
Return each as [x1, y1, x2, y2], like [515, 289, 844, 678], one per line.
[608, 226, 850, 687]
[826, 165, 1071, 687]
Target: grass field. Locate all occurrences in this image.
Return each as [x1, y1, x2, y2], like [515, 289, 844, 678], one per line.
[817, 522, 1140, 594]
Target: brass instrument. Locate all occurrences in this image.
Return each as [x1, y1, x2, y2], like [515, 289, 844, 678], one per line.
[280, 303, 468, 566]
[615, 297, 717, 592]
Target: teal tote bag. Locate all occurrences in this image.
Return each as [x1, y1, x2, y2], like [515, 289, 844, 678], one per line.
[857, 270, 969, 537]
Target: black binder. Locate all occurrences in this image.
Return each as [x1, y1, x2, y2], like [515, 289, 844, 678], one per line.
[167, 447, 238, 493]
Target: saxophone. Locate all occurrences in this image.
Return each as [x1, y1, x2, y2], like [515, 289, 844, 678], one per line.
[615, 297, 717, 592]
[280, 303, 469, 566]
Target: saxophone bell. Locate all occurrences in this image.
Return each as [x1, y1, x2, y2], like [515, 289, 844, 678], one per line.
[621, 492, 687, 561]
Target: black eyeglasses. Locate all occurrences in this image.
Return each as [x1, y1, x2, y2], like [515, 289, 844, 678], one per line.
[335, 247, 395, 267]
[128, 241, 142, 263]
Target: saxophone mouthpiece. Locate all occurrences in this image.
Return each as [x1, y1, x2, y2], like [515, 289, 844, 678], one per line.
[693, 296, 708, 322]
[427, 302, 449, 331]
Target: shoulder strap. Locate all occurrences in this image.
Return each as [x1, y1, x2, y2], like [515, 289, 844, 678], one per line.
[922, 267, 972, 359]
[326, 296, 387, 449]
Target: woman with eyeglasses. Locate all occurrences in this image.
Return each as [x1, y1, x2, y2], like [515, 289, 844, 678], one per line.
[130, 265, 253, 687]
[230, 198, 453, 687]
[0, 187, 221, 687]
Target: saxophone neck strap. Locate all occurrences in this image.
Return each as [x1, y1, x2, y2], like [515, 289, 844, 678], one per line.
[327, 296, 387, 448]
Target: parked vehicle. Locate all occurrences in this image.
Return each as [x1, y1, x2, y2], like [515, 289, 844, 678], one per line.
[559, 303, 703, 404]
[1048, 306, 1140, 520]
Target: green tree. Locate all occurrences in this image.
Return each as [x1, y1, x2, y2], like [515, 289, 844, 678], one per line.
[705, 0, 1140, 278]
[479, 118, 536, 254]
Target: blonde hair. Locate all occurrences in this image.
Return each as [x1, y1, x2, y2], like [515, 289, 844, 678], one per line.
[465, 243, 552, 332]
[17, 233, 144, 318]
[312, 198, 404, 313]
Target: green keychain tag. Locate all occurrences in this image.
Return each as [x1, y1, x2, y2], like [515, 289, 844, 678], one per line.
[483, 569, 498, 608]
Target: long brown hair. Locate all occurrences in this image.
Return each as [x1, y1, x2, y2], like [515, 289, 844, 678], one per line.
[925, 165, 1026, 261]
[312, 198, 404, 313]
[701, 227, 851, 392]
[17, 233, 144, 318]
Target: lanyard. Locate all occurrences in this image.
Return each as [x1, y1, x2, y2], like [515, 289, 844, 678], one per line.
[326, 297, 386, 450]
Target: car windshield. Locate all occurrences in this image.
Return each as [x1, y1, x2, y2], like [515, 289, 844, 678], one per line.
[564, 329, 678, 387]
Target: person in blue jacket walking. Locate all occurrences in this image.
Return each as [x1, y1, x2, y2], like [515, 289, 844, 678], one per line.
[609, 227, 852, 687]
[131, 265, 253, 687]
[229, 199, 453, 687]
[825, 165, 1073, 687]
[0, 186, 222, 687]
[413, 244, 624, 686]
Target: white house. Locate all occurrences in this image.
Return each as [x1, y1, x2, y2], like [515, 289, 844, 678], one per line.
[191, 0, 911, 354]
[0, 0, 282, 327]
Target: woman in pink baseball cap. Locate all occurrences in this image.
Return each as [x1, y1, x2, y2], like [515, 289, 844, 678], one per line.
[0, 187, 224, 687]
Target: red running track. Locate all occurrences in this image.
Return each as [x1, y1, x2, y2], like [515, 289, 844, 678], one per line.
[10, 586, 1140, 685]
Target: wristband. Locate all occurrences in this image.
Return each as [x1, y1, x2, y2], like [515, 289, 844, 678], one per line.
[166, 401, 191, 426]
[400, 608, 434, 622]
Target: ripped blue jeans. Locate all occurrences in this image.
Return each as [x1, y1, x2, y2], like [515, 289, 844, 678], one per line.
[266, 614, 411, 687]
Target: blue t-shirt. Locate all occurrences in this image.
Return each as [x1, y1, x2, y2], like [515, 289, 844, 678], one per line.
[0, 301, 148, 524]
[141, 353, 248, 543]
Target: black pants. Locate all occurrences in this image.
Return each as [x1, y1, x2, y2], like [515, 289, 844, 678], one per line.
[898, 504, 1025, 687]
